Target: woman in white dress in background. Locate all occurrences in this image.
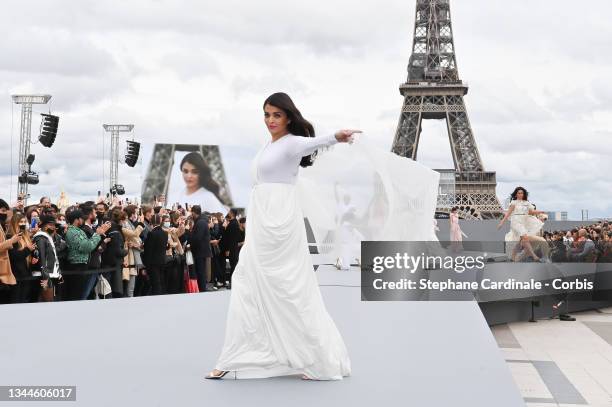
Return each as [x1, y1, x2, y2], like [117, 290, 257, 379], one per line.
[174, 152, 229, 214]
[497, 186, 546, 262]
[206, 92, 359, 381]
[333, 182, 363, 270]
[449, 206, 467, 252]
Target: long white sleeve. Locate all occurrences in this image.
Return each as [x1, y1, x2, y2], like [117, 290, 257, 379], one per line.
[256, 133, 339, 185]
[285, 133, 338, 158]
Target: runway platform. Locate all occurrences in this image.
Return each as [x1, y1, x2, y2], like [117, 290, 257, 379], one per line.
[0, 269, 525, 406]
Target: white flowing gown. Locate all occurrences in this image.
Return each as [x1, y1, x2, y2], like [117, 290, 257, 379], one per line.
[504, 199, 544, 256]
[213, 132, 441, 380]
[214, 133, 352, 380]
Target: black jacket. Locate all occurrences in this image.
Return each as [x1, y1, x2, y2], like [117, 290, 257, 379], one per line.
[143, 226, 168, 267]
[8, 243, 32, 280]
[101, 222, 127, 267]
[223, 218, 242, 255]
[32, 234, 58, 280]
[190, 216, 211, 258]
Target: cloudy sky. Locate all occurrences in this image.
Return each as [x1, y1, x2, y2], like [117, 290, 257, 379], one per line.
[1, 0, 610, 219]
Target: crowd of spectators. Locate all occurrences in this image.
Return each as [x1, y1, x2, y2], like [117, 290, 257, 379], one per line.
[0, 194, 246, 304]
[543, 222, 612, 263]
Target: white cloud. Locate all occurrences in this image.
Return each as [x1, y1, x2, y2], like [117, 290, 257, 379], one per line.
[0, 0, 610, 219]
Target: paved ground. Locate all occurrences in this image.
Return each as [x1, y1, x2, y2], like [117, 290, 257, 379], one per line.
[492, 307, 612, 407]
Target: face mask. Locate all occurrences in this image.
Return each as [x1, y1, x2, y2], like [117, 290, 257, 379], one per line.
[19, 224, 27, 232]
[0, 214, 6, 224]
[163, 222, 171, 228]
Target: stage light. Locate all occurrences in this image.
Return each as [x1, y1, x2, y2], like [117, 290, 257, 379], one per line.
[111, 184, 125, 195]
[125, 140, 140, 167]
[39, 114, 59, 148]
[18, 171, 39, 185]
[26, 154, 35, 166]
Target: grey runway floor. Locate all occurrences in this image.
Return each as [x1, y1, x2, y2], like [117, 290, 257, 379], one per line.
[0, 270, 524, 407]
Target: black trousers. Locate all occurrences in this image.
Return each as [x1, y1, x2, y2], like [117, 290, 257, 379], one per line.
[15, 279, 33, 303]
[165, 260, 181, 295]
[228, 251, 239, 283]
[64, 263, 88, 301]
[148, 265, 166, 295]
[193, 257, 210, 292]
[134, 270, 150, 297]
[211, 252, 224, 285]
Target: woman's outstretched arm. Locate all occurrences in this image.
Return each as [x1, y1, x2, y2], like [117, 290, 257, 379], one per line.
[497, 205, 515, 229]
[286, 129, 362, 158]
[286, 134, 339, 158]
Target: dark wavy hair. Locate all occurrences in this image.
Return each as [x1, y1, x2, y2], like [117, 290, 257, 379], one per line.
[180, 152, 226, 205]
[510, 186, 529, 201]
[263, 92, 317, 168]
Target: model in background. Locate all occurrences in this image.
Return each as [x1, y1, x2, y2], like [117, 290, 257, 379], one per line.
[449, 206, 467, 252]
[334, 182, 362, 270]
[206, 92, 357, 381]
[497, 187, 546, 262]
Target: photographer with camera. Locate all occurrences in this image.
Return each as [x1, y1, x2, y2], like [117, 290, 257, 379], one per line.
[31, 215, 62, 302]
[101, 208, 128, 298]
[6, 212, 39, 303]
[143, 214, 168, 295]
[65, 208, 111, 301]
[189, 205, 212, 292]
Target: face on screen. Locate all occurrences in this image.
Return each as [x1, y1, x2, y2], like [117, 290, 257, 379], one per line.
[181, 162, 200, 191]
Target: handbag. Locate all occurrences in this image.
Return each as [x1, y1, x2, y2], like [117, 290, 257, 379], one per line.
[132, 248, 144, 268]
[185, 250, 194, 266]
[95, 274, 112, 298]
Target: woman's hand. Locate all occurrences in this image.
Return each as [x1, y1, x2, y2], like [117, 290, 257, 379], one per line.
[40, 279, 48, 288]
[9, 233, 22, 244]
[96, 222, 112, 235]
[334, 129, 362, 144]
[497, 221, 504, 230]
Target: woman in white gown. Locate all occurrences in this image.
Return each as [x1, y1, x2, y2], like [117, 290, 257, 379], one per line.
[206, 92, 359, 381]
[497, 186, 546, 262]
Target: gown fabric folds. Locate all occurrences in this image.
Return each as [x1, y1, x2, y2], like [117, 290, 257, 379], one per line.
[504, 199, 544, 256]
[214, 135, 351, 380]
[213, 134, 440, 380]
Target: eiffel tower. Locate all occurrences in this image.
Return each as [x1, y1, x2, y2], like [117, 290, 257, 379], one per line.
[391, 0, 503, 220]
